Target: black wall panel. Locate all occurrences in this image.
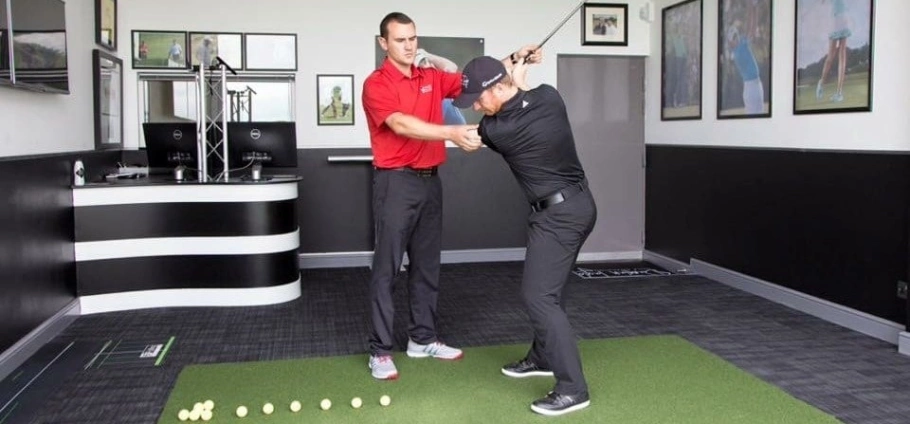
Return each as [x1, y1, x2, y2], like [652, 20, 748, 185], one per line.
[646, 145, 909, 324]
[296, 148, 527, 253]
[0, 150, 120, 354]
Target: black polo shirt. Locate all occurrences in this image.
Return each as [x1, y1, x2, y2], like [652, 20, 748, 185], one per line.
[478, 84, 587, 203]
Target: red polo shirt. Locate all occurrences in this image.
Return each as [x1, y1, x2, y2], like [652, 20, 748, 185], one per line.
[362, 59, 462, 169]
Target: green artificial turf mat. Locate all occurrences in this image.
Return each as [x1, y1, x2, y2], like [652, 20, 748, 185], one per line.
[158, 335, 841, 423]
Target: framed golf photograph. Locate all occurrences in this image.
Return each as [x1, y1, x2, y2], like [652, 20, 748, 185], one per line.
[661, 0, 703, 121]
[794, 0, 873, 114]
[717, 0, 772, 119]
[132, 30, 188, 70]
[317, 74, 354, 126]
[189, 32, 242, 70]
[95, 0, 116, 51]
[244, 33, 297, 71]
[581, 3, 628, 46]
[93, 49, 123, 150]
[375, 36, 485, 125]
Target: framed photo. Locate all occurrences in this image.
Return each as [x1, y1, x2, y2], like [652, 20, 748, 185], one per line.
[244, 33, 297, 71]
[189, 32, 242, 70]
[131, 30, 188, 70]
[718, 0, 772, 119]
[582, 3, 628, 46]
[661, 0, 703, 121]
[794, 0, 874, 114]
[94, 0, 116, 51]
[0, 30, 10, 72]
[374, 36, 485, 125]
[93, 49, 123, 150]
[317, 74, 354, 126]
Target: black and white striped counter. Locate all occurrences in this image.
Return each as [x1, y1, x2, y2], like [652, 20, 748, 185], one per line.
[73, 176, 302, 314]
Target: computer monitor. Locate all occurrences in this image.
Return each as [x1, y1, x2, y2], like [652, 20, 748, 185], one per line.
[227, 121, 297, 169]
[143, 122, 198, 170]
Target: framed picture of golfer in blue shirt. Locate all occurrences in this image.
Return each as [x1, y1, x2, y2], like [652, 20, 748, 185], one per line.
[717, 0, 772, 119]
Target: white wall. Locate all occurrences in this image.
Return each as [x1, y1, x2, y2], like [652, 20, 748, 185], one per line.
[0, 1, 96, 158]
[646, 0, 910, 151]
[118, 0, 653, 149]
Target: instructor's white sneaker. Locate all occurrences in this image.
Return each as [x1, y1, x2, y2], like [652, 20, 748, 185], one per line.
[406, 340, 464, 360]
[369, 355, 399, 380]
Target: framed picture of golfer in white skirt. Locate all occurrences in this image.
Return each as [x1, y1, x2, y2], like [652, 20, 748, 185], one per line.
[793, 0, 873, 114]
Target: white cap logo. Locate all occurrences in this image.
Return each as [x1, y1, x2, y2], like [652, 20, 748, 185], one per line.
[250, 129, 261, 140]
[172, 130, 183, 140]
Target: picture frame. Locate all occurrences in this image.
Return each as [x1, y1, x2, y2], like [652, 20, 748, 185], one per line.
[244, 33, 297, 71]
[717, 0, 772, 119]
[374, 36, 485, 125]
[131, 30, 188, 70]
[793, 0, 874, 114]
[661, 0, 702, 121]
[316, 74, 354, 126]
[94, 0, 116, 51]
[581, 3, 629, 46]
[93, 49, 123, 150]
[188, 32, 243, 70]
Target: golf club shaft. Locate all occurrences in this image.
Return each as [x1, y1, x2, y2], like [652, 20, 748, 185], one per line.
[522, 0, 587, 63]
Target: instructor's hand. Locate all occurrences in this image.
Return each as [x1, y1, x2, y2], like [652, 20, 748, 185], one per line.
[448, 125, 482, 152]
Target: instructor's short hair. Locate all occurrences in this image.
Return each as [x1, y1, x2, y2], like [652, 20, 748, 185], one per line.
[380, 12, 413, 39]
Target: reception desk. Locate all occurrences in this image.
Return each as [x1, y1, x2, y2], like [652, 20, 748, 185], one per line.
[73, 176, 302, 314]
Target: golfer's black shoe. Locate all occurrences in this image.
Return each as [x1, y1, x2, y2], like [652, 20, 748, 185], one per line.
[501, 358, 554, 378]
[530, 391, 591, 416]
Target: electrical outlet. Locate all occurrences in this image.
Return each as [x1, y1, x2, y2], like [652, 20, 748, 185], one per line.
[898, 281, 908, 300]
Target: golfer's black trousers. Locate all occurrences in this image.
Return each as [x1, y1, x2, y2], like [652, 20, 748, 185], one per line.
[523, 188, 597, 397]
[369, 169, 443, 356]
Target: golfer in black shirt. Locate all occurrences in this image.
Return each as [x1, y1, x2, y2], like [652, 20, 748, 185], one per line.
[453, 53, 596, 416]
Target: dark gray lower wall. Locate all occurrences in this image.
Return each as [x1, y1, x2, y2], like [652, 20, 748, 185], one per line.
[645, 145, 909, 325]
[0, 150, 121, 354]
[296, 148, 528, 253]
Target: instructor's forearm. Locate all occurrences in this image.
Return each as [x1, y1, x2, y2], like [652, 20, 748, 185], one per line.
[386, 113, 454, 141]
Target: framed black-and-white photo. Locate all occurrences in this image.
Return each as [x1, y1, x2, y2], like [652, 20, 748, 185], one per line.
[95, 0, 116, 51]
[718, 0, 772, 119]
[132, 30, 188, 70]
[582, 3, 628, 46]
[93, 49, 123, 150]
[794, 0, 873, 114]
[189, 32, 242, 70]
[661, 0, 703, 121]
[317, 74, 354, 126]
[244, 33, 297, 71]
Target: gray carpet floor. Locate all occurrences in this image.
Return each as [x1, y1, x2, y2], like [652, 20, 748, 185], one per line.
[15, 262, 910, 423]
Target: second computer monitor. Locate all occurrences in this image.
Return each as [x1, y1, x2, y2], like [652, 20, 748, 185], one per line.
[227, 122, 297, 168]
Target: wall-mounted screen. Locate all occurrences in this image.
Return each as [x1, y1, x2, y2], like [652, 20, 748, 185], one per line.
[5, 0, 68, 94]
[0, 0, 11, 87]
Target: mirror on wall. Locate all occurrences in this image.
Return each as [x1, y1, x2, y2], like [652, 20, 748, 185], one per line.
[138, 75, 295, 147]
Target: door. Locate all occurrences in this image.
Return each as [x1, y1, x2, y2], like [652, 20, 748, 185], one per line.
[557, 55, 645, 257]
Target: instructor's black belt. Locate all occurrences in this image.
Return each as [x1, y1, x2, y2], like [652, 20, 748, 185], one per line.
[531, 181, 587, 213]
[376, 166, 438, 177]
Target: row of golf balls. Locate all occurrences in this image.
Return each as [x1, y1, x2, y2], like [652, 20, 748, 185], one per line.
[178, 395, 392, 420]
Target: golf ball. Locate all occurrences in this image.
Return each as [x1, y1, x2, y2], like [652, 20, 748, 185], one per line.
[351, 397, 362, 408]
[235, 405, 248, 418]
[320, 398, 332, 410]
[290, 400, 302, 412]
[262, 402, 274, 415]
[380, 395, 391, 406]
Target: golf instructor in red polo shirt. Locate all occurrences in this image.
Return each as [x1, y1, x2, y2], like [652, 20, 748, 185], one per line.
[362, 11, 539, 380]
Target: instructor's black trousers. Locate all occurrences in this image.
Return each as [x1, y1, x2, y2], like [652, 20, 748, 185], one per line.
[523, 185, 597, 396]
[369, 168, 443, 356]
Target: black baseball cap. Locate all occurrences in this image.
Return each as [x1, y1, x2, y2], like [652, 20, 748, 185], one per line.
[452, 56, 506, 108]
